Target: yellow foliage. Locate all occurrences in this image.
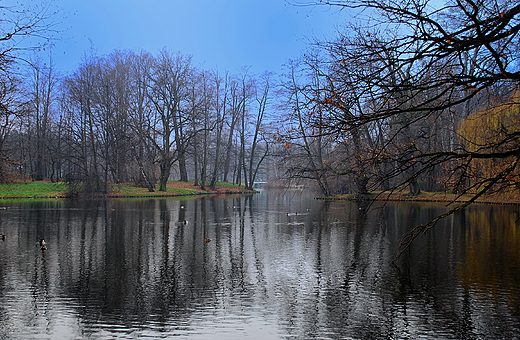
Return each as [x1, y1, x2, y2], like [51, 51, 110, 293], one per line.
[458, 89, 520, 188]
[460, 92, 520, 151]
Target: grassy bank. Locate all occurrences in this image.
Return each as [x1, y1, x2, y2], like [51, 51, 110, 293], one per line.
[0, 180, 252, 199]
[0, 181, 68, 199]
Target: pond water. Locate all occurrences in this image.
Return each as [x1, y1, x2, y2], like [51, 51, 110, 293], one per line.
[0, 190, 519, 339]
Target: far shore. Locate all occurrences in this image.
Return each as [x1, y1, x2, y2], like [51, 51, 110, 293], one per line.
[0, 180, 253, 200]
[318, 190, 520, 205]
[2, 181, 519, 206]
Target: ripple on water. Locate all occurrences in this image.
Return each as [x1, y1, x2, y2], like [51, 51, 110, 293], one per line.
[1, 198, 519, 339]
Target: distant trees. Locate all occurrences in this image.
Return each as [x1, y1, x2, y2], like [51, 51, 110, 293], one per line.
[0, 42, 272, 193]
[4, 0, 518, 213]
[0, 4, 277, 193]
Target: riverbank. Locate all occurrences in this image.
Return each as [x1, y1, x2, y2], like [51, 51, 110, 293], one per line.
[0, 180, 253, 199]
[320, 190, 520, 205]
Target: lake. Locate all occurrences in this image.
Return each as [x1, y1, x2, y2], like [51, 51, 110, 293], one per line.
[0, 190, 518, 339]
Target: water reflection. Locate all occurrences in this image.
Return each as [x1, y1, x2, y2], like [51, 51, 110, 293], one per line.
[0, 192, 518, 339]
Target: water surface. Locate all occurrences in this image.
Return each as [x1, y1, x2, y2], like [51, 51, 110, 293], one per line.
[0, 191, 518, 339]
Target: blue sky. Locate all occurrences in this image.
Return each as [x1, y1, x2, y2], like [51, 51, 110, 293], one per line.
[42, 0, 348, 75]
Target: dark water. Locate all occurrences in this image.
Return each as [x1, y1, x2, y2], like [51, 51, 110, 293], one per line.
[0, 190, 518, 339]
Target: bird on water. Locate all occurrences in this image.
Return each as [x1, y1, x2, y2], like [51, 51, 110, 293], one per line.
[40, 239, 47, 251]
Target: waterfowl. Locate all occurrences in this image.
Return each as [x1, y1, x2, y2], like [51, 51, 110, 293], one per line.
[1, 234, 5, 241]
[40, 239, 47, 251]
[204, 238, 212, 243]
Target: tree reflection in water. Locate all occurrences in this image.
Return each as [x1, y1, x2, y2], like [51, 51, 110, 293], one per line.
[0, 193, 518, 339]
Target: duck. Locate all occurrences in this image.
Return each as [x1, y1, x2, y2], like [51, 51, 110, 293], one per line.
[40, 239, 47, 251]
[1, 234, 5, 241]
[204, 238, 212, 243]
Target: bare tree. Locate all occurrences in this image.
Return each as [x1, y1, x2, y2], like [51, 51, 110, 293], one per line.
[0, 2, 57, 182]
[291, 0, 520, 255]
[209, 70, 229, 189]
[186, 70, 203, 187]
[279, 60, 333, 195]
[63, 55, 102, 192]
[198, 70, 213, 190]
[25, 56, 58, 181]
[237, 72, 252, 187]
[246, 72, 271, 190]
[147, 50, 192, 191]
[222, 78, 243, 183]
[0, 74, 21, 182]
[128, 50, 157, 191]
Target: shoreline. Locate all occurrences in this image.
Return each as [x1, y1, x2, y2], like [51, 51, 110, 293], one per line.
[0, 180, 254, 200]
[316, 191, 520, 206]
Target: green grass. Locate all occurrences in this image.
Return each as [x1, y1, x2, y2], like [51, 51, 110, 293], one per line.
[111, 184, 201, 197]
[213, 181, 246, 188]
[0, 180, 252, 199]
[0, 182, 68, 198]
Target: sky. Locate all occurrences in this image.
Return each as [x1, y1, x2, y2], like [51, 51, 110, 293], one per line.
[26, 0, 349, 76]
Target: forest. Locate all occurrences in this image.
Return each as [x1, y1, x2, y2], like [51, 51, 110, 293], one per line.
[6, 49, 274, 194]
[0, 0, 518, 214]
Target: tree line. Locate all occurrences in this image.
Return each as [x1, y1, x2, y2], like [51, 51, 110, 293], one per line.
[0, 0, 518, 213]
[276, 0, 519, 254]
[277, 0, 519, 196]
[0, 47, 273, 193]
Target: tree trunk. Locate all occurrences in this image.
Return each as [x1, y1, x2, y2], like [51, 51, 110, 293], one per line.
[210, 73, 227, 189]
[158, 157, 171, 192]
